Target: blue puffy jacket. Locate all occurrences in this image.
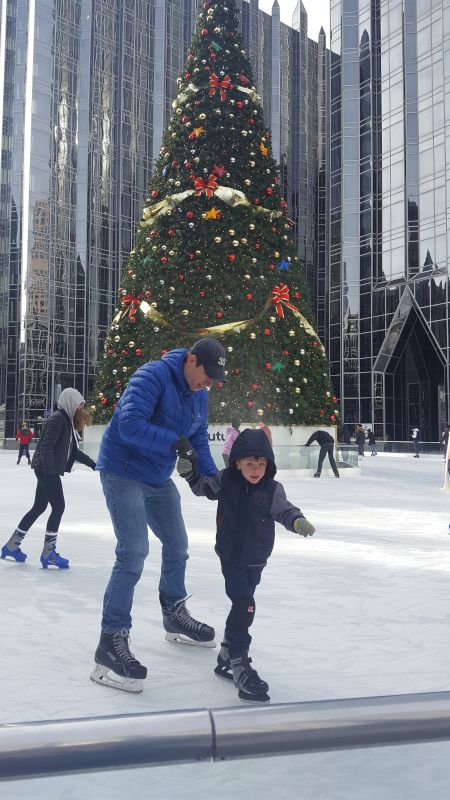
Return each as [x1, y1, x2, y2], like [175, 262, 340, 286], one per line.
[96, 348, 217, 484]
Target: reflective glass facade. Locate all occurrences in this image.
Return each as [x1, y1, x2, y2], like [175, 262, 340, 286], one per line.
[330, 0, 450, 441]
[0, 0, 327, 436]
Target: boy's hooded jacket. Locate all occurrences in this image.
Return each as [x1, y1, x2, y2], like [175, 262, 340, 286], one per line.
[97, 348, 217, 484]
[31, 388, 96, 475]
[188, 428, 304, 567]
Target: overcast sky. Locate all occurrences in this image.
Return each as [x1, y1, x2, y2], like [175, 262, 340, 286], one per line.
[258, 0, 330, 42]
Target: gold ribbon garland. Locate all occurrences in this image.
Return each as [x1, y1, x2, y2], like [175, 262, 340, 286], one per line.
[140, 185, 283, 228]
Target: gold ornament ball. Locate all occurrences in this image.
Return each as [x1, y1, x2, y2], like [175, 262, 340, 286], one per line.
[274, 251, 280, 258]
[182, 309, 189, 316]
[288, 330, 295, 337]
[326, 391, 331, 396]
[257, 409, 264, 417]
[244, 274, 251, 279]
[232, 240, 239, 247]
[214, 26, 221, 32]
[300, 348, 305, 355]
[196, 250, 201, 255]
[249, 223, 255, 230]
[214, 236, 222, 244]
[241, 237, 248, 244]
[241, 130, 248, 137]
[114, 336, 120, 342]
[244, 179, 251, 185]
[303, 377, 308, 383]
[122, 366, 128, 372]
[152, 245, 157, 252]
[249, 160, 255, 167]
[250, 333, 256, 340]
[295, 387, 301, 394]
[129, 341, 135, 347]
[251, 258, 257, 263]
[220, 401, 226, 407]
[98, 393, 104, 398]
[199, 113, 206, 120]
[229, 229, 235, 235]
[288, 377, 293, 383]
[270, 316, 276, 323]
[169, 250, 175, 256]
[294, 359, 300, 366]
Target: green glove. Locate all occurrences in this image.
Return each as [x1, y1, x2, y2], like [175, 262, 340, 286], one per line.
[294, 517, 315, 537]
[176, 457, 194, 480]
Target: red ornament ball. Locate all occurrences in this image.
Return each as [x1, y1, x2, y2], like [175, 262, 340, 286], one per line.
[201, 28, 208, 35]
[332, 396, 337, 403]
[265, 403, 273, 409]
[265, 362, 272, 370]
[178, 274, 185, 281]
[135, 348, 143, 356]
[216, 381, 225, 389]
[282, 350, 289, 356]
[249, 118, 254, 125]
[245, 293, 253, 300]
[107, 349, 113, 356]
[319, 409, 324, 416]
[255, 243, 261, 250]
[199, 291, 205, 297]
[232, 368, 241, 375]
[171, 160, 178, 168]
[216, 311, 223, 319]
[168, 228, 175, 237]
[188, 252, 195, 260]
[151, 190, 159, 199]
[246, 401, 254, 408]
[294, 291, 300, 299]
[186, 211, 194, 219]
[250, 383, 259, 391]
[330, 415, 336, 422]
[228, 254, 236, 262]
[265, 187, 273, 195]
[161, 256, 168, 263]
[269, 263, 275, 271]
[185, 161, 192, 169]
[313, 341, 318, 347]
[100, 397, 108, 406]
[264, 328, 271, 335]
[254, 198, 260, 205]
[236, 101, 243, 109]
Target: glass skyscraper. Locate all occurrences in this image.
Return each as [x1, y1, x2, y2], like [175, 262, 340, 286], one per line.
[0, 0, 327, 436]
[330, 0, 450, 441]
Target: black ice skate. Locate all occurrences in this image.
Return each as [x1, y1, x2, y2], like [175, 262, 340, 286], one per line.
[161, 596, 216, 647]
[214, 641, 233, 680]
[90, 630, 147, 693]
[231, 653, 270, 703]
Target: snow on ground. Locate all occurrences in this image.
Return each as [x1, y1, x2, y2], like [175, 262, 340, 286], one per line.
[1, 451, 450, 799]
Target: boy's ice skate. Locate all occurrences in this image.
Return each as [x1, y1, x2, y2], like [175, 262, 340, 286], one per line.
[231, 653, 270, 703]
[161, 596, 216, 647]
[90, 630, 147, 693]
[40, 550, 69, 569]
[214, 641, 233, 680]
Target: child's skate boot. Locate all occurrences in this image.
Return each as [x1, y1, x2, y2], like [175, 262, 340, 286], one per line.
[214, 639, 233, 680]
[40, 533, 69, 569]
[231, 652, 270, 703]
[90, 630, 147, 693]
[161, 595, 215, 647]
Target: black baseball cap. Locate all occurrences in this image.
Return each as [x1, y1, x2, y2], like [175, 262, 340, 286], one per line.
[190, 339, 227, 382]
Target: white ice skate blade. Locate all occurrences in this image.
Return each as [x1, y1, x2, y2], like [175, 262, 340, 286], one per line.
[165, 632, 216, 648]
[90, 664, 144, 693]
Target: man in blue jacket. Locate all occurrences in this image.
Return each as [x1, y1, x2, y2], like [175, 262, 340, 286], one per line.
[91, 339, 225, 692]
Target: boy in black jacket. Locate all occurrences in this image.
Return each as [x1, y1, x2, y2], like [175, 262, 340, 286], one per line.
[177, 428, 315, 703]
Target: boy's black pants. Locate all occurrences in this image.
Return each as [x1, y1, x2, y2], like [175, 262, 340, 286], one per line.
[18, 469, 65, 533]
[220, 560, 264, 658]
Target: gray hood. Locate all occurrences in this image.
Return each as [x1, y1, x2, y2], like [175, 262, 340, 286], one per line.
[57, 388, 85, 420]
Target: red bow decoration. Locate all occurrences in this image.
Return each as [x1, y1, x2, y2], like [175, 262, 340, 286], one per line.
[271, 284, 299, 319]
[122, 294, 140, 318]
[209, 73, 232, 101]
[193, 174, 218, 198]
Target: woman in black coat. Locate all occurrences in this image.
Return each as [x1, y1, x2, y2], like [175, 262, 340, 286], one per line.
[1, 388, 96, 569]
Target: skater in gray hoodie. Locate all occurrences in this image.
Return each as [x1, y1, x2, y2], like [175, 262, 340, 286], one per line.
[1, 388, 96, 568]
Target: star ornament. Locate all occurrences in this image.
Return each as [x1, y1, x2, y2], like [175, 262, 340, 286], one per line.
[192, 126, 205, 138]
[212, 164, 227, 178]
[204, 207, 221, 219]
[277, 259, 290, 272]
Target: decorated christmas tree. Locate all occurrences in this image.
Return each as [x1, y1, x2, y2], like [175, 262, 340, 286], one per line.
[91, 0, 338, 426]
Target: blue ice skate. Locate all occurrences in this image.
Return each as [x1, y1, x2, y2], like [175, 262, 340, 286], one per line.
[40, 551, 69, 569]
[1, 545, 27, 563]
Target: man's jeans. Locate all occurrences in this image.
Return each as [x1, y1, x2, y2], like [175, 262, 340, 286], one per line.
[100, 472, 188, 633]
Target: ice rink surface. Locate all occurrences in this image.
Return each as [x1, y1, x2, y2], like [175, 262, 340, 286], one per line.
[1, 450, 450, 799]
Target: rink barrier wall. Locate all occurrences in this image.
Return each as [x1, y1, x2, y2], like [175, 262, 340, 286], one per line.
[2, 691, 450, 781]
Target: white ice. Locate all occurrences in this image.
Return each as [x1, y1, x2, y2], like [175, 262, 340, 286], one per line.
[1, 451, 450, 799]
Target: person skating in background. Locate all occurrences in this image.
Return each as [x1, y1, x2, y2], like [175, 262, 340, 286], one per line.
[441, 425, 449, 459]
[304, 429, 340, 478]
[177, 428, 315, 703]
[222, 416, 241, 467]
[258, 420, 272, 445]
[367, 429, 377, 456]
[16, 422, 33, 465]
[2, 389, 96, 568]
[411, 426, 420, 458]
[91, 339, 224, 693]
[355, 425, 366, 457]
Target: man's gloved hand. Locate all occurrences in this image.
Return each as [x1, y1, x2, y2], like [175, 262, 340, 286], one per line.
[176, 457, 195, 481]
[293, 517, 315, 537]
[174, 437, 197, 480]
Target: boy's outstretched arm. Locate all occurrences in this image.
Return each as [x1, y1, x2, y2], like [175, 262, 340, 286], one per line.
[176, 456, 222, 500]
[270, 484, 315, 536]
